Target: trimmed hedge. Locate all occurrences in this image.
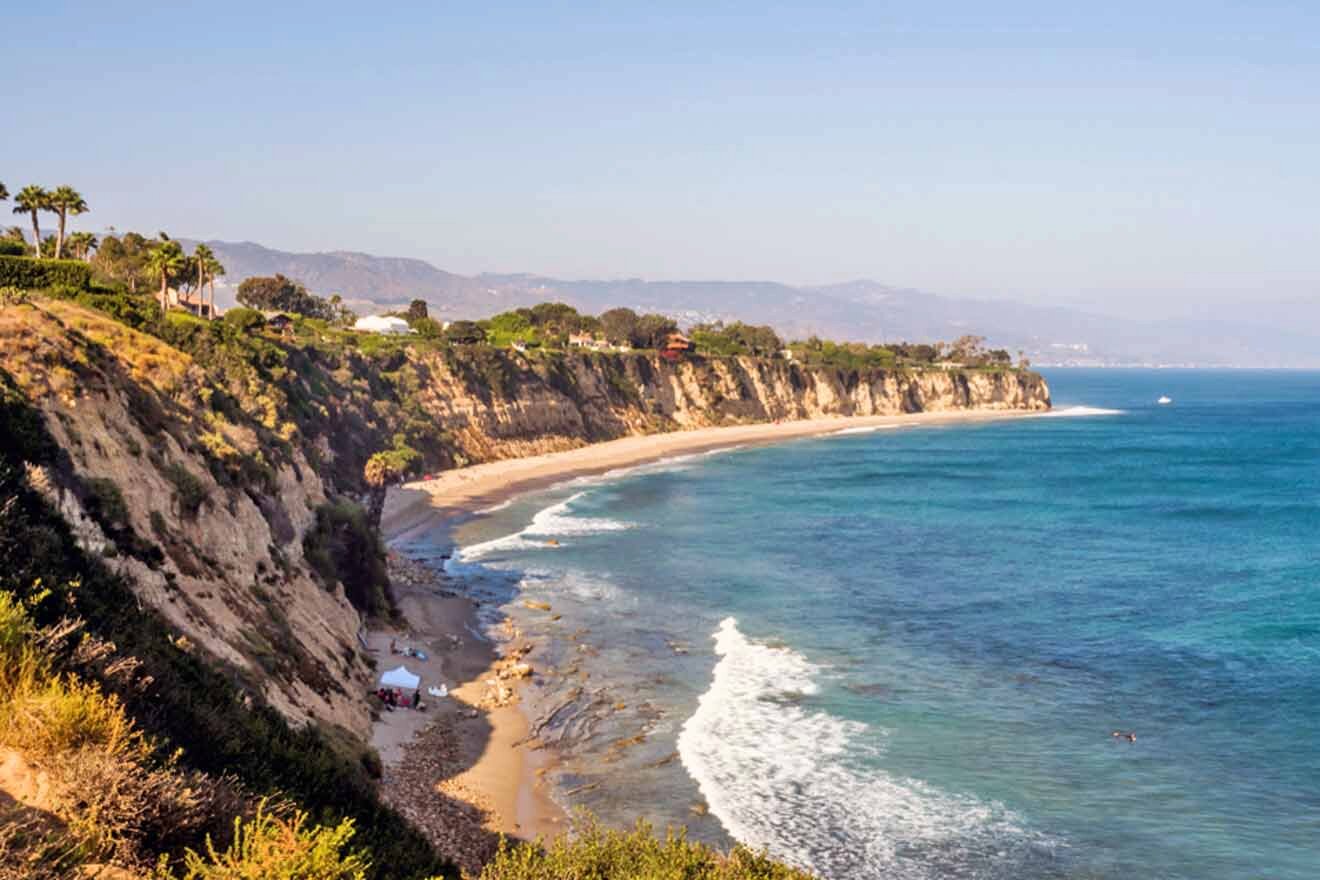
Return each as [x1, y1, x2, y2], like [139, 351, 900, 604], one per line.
[0, 254, 92, 290]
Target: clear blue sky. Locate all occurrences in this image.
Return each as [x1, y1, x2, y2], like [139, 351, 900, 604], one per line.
[5, 1, 1319, 318]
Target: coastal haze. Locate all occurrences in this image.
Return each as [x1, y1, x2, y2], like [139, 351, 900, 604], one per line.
[184, 239, 1320, 368]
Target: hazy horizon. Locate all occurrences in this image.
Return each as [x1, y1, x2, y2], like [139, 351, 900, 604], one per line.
[6, 2, 1320, 327]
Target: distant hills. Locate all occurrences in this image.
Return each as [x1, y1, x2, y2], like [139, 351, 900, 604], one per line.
[181, 239, 1320, 368]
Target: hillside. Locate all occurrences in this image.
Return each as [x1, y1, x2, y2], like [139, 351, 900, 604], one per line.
[182, 238, 1320, 368]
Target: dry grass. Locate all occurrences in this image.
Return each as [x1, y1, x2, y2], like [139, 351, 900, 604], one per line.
[0, 298, 193, 403]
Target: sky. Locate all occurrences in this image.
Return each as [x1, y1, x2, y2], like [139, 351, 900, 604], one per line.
[4, 1, 1320, 320]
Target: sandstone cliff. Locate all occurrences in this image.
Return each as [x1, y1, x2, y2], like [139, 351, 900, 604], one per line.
[411, 348, 1051, 464]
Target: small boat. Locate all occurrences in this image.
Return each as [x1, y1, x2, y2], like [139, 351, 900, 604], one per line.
[1157, 395, 1172, 405]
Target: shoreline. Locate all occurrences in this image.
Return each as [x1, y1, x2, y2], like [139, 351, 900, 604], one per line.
[367, 555, 565, 876]
[382, 408, 1036, 542]
[372, 408, 1040, 870]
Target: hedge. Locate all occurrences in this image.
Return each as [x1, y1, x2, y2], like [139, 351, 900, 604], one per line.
[0, 254, 92, 290]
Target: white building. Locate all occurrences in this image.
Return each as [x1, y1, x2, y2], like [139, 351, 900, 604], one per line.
[353, 315, 414, 335]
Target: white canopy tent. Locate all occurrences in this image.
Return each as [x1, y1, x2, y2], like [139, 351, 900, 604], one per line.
[379, 665, 420, 690]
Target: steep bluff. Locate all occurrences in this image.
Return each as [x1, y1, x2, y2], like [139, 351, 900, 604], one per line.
[410, 348, 1051, 463]
[0, 299, 1048, 739]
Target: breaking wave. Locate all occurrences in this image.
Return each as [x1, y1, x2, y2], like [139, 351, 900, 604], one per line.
[1038, 405, 1125, 418]
[455, 492, 635, 562]
[833, 424, 901, 436]
[677, 618, 1053, 879]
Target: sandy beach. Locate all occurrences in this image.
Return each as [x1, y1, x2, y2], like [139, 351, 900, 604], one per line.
[368, 554, 563, 876]
[372, 409, 1036, 873]
[382, 409, 1033, 542]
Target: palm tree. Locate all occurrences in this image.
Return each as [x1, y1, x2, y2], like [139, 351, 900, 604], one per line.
[48, 186, 88, 260]
[12, 186, 49, 257]
[0, 183, 8, 203]
[66, 231, 98, 261]
[145, 238, 186, 313]
[192, 244, 224, 320]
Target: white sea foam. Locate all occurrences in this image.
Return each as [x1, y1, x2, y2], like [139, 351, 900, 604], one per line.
[678, 618, 1049, 880]
[475, 497, 516, 514]
[833, 424, 901, 436]
[1038, 405, 1124, 418]
[456, 492, 635, 562]
[519, 567, 622, 602]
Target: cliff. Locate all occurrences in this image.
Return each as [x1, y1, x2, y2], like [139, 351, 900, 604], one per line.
[0, 299, 1048, 740]
[410, 348, 1051, 463]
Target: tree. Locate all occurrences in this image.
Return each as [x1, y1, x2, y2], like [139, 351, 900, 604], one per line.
[200, 247, 226, 319]
[405, 298, 428, 322]
[12, 186, 49, 258]
[634, 313, 679, 349]
[443, 320, 485, 344]
[0, 182, 7, 202]
[191, 244, 223, 315]
[144, 238, 187, 312]
[600, 307, 640, 346]
[92, 231, 152, 292]
[64, 231, 98, 261]
[47, 186, 88, 260]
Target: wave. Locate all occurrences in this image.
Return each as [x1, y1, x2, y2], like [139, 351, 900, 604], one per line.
[833, 425, 901, 436]
[455, 492, 635, 562]
[677, 618, 1051, 879]
[1038, 405, 1125, 418]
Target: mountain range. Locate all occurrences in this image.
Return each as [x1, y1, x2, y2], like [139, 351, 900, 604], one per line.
[181, 239, 1320, 368]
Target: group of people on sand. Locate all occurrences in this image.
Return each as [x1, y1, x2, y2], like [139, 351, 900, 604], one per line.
[376, 686, 425, 712]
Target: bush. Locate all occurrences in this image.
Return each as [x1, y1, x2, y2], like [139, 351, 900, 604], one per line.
[222, 307, 266, 333]
[303, 500, 391, 617]
[479, 815, 815, 880]
[0, 239, 28, 257]
[162, 462, 209, 518]
[162, 802, 371, 880]
[0, 255, 91, 290]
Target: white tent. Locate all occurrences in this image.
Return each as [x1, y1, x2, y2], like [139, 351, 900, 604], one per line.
[354, 315, 414, 335]
[379, 665, 420, 690]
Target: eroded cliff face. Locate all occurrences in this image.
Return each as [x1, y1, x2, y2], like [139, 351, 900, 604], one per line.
[411, 349, 1051, 464]
[1, 301, 373, 737]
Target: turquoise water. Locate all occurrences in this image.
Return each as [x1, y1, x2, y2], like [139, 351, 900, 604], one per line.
[402, 370, 1320, 879]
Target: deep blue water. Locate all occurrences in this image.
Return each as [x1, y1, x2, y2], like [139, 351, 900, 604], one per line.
[402, 370, 1320, 880]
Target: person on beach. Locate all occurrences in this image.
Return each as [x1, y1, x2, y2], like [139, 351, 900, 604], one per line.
[414, 688, 423, 709]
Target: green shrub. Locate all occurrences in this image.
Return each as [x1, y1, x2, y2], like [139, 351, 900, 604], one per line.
[303, 500, 391, 616]
[162, 462, 209, 517]
[223, 307, 266, 333]
[84, 477, 130, 530]
[0, 255, 92, 290]
[162, 802, 371, 880]
[479, 815, 815, 880]
[0, 239, 28, 257]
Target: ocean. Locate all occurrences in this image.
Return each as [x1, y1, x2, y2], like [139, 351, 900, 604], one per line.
[398, 369, 1320, 880]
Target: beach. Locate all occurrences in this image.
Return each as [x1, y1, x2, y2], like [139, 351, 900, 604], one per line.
[381, 409, 1034, 543]
[370, 409, 1038, 872]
